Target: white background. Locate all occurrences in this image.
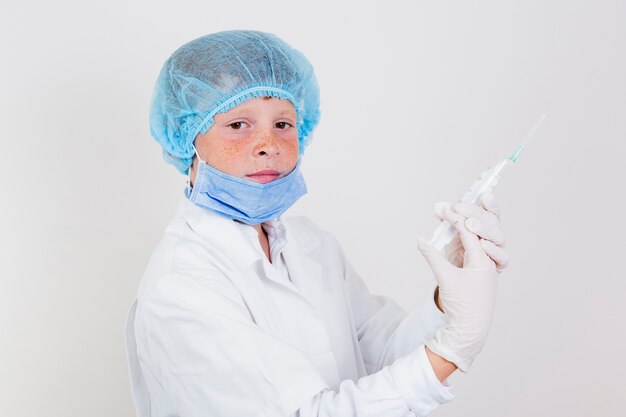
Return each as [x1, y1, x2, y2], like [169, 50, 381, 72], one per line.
[1, 1, 625, 416]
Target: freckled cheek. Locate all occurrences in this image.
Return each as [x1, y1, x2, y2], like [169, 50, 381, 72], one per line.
[205, 142, 250, 175]
[221, 143, 251, 173]
[283, 138, 300, 161]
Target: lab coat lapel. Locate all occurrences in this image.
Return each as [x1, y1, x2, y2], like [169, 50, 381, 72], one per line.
[282, 243, 343, 389]
[282, 243, 330, 313]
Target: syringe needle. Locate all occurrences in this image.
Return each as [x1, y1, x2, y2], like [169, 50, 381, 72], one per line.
[510, 114, 546, 162]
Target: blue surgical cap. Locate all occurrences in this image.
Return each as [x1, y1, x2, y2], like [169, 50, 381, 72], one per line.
[149, 30, 321, 174]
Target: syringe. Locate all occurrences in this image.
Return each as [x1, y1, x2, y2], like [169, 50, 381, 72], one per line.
[429, 114, 546, 252]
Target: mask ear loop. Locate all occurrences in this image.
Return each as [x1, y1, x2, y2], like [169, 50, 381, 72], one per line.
[187, 144, 204, 189]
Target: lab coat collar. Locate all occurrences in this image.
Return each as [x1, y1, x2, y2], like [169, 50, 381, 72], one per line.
[174, 197, 324, 268]
[175, 197, 263, 267]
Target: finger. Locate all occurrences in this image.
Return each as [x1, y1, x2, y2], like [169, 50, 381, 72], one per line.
[480, 192, 500, 219]
[442, 206, 489, 267]
[464, 217, 506, 247]
[417, 238, 454, 278]
[480, 239, 510, 272]
[453, 202, 499, 226]
[444, 234, 464, 268]
[434, 202, 452, 221]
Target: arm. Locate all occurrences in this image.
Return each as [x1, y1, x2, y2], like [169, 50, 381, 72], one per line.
[324, 232, 453, 379]
[139, 272, 453, 417]
[342, 256, 458, 384]
[434, 286, 443, 313]
[425, 347, 457, 382]
[296, 345, 454, 417]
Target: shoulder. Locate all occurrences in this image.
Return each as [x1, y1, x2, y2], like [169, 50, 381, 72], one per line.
[138, 200, 247, 294]
[139, 269, 251, 321]
[137, 217, 208, 289]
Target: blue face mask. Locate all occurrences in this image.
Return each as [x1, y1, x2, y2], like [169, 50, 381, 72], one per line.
[185, 150, 307, 225]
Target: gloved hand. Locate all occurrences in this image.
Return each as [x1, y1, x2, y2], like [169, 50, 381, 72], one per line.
[433, 192, 509, 271]
[418, 201, 501, 373]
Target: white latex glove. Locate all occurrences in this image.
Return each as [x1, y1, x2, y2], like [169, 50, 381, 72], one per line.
[418, 205, 500, 373]
[434, 192, 509, 272]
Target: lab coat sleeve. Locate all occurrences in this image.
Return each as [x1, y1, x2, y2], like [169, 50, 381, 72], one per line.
[295, 344, 454, 417]
[139, 271, 329, 417]
[393, 288, 447, 362]
[324, 232, 447, 373]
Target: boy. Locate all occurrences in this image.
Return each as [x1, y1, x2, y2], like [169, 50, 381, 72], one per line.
[125, 30, 508, 417]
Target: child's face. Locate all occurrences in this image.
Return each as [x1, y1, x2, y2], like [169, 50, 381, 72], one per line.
[190, 97, 299, 185]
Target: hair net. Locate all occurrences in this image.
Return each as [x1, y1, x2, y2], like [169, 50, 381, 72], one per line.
[149, 30, 321, 174]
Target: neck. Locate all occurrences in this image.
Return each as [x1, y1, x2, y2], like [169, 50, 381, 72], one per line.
[253, 223, 271, 263]
[252, 223, 264, 235]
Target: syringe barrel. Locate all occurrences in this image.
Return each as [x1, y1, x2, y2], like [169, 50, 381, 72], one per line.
[428, 159, 512, 252]
[430, 220, 457, 252]
[459, 159, 511, 204]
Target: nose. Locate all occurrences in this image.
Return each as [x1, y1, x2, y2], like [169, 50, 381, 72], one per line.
[253, 130, 280, 158]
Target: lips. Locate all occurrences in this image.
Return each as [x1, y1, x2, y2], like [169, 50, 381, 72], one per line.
[246, 170, 282, 184]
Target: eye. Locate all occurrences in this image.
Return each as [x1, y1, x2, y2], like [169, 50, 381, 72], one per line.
[275, 121, 294, 129]
[228, 121, 248, 130]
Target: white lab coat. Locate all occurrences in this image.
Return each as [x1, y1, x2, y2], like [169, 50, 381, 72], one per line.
[125, 197, 454, 417]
